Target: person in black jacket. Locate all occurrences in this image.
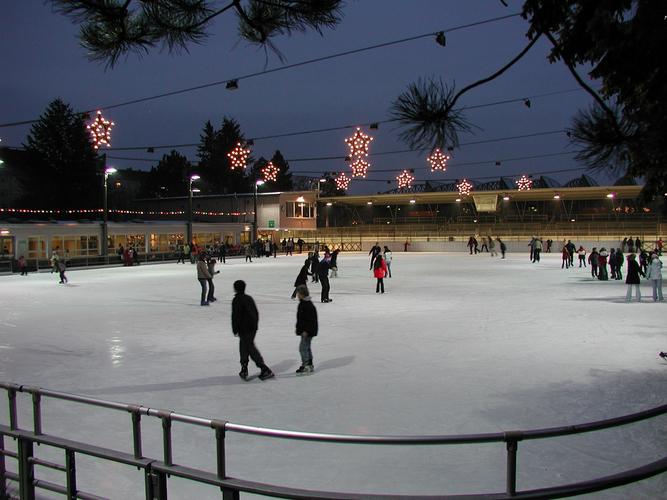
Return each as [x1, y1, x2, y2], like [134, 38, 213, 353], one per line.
[625, 254, 645, 302]
[295, 285, 318, 374]
[329, 249, 340, 278]
[318, 255, 331, 303]
[309, 251, 320, 283]
[291, 259, 311, 299]
[231, 280, 274, 381]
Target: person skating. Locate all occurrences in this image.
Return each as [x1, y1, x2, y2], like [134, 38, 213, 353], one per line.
[220, 243, 227, 264]
[609, 248, 617, 279]
[369, 242, 381, 269]
[532, 238, 542, 263]
[231, 280, 274, 381]
[318, 254, 331, 303]
[528, 237, 536, 261]
[310, 252, 320, 283]
[383, 246, 393, 277]
[196, 253, 212, 306]
[488, 235, 497, 257]
[57, 259, 68, 284]
[244, 244, 252, 262]
[497, 238, 506, 259]
[373, 254, 388, 293]
[598, 248, 609, 280]
[577, 246, 586, 267]
[329, 249, 340, 278]
[639, 249, 649, 275]
[18, 255, 28, 275]
[206, 257, 220, 303]
[177, 245, 186, 264]
[546, 239, 553, 253]
[566, 240, 577, 267]
[588, 248, 599, 277]
[295, 284, 318, 375]
[615, 248, 624, 280]
[646, 253, 664, 302]
[480, 237, 488, 252]
[561, 246, 570, 269]
[291, 259, 312, 299]
[50, 248, 60, 273]
[625, 253, 645, 302]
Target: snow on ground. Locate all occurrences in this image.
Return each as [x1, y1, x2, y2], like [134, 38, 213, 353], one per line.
[1, 251, 666, 499]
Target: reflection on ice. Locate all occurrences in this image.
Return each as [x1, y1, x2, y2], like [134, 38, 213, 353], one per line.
[107, 336, 124, 367]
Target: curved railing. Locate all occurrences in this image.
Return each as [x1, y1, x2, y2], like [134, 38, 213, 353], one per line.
[0, 382, 666, 499]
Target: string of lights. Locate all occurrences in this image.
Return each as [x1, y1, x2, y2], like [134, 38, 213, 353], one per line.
[0, 13, 521, 129]
[0, 208, 253, 217]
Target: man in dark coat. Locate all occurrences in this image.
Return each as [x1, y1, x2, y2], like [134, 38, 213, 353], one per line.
[625, 254, 645, 302]
[369, 242, 381, 269]
[231, 280, 274, 381]
[318, 255, 331, 303]
[291, 259, 311, 299]
[309, 252, 320, 283]
[295, 284, 318, 374]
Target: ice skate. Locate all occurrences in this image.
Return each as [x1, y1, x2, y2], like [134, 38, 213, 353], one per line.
[659, 352, 667, 361]
[259, 367, 275, 380]
[239, 365, 248, 381]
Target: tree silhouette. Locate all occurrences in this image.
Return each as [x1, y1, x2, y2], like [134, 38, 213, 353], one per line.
[142, 150, 192, 198]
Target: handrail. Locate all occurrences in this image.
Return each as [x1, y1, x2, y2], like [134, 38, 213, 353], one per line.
[1, 382, 666, 499]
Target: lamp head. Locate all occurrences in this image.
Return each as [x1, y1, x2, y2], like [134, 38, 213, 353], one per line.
[190, 174, 200, 181]
[105, 167, 117, 175]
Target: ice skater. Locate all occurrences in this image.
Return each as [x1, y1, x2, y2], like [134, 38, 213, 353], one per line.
[18, 256, 28, 275]
[488, 235, 497, 257]
[177, 245, 186, 264]
[532, 238, 542, 263]
[646, 253, 663, 302]
[329, 249, 340, 278]
[561, 246, 570, 269]
[196, 252, 212, 306]
[383, 246, 392, 277]
[373, 254, 388, 293]
[577, 246, 586, 267]
[309, 252, 320, 283]
[232, 280, 274, 381]
[588, 248, 599, 277]
[598, 248, 609, 280]
[206, 257, 219, 303]
[50, 247, 60, 273]
[497, 238, 506, 259]
[615, 248, 624, 280]
[625, 254, 645, 302]
[291, 259, 312, 299]
[58, 259, 68, 284]
[369, 242, 381, 269]
[480, 237, 488, 252]
[244, 244, 252, 262]
[295, 284, 318, 375]
[318, 253, 331, 303]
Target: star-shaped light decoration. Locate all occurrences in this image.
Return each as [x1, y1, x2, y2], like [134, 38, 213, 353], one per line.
[396, 170, 415, 189]
[261, 161, 279, 182]
[345, 127, 373, 159]
[228, 142, 250, 170]
[87, 110, 114, 149]
[427, 149, 450, 172]
[350, 158, 370, 178]
[457, 179, 473, 196]
[516, 175, 533, 191]
[334, 172, 351, 191]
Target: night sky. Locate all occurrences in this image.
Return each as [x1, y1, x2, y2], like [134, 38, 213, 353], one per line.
[0, 1, 608, 195]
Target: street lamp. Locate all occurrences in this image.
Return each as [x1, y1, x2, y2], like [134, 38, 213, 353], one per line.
[102, 167, 117, 259]
[187, 174, 200, 245]
[253, 179, 265, 243]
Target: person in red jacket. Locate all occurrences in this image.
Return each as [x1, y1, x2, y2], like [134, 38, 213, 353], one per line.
[373, 254, 388, 293]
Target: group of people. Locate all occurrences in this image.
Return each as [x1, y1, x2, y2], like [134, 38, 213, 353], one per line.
[466, 235, 507, 258]
[117, 244, 141, 266]
[292, 247, 340, 302]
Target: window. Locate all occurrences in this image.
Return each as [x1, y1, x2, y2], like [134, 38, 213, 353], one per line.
[28, 237, 47, 259]
[285, 202, 315, 218]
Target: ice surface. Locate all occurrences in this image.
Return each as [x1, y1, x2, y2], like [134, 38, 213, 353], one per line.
[1, 251, 666, 499]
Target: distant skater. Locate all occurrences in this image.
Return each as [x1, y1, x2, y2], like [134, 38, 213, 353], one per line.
[206, 257, 219, 303]
[383, 246, 393, 277]
[291, 259, 311, 299]
[646, 253, 664, 302]
[588, 248, 599, 277]
[318, 253, 331, 303]
[369, 242, 381, 269]
[373, 254, 388, 293]
[488, 235, 497, 257]
[295, 284, 318, 375]
[329, 249, 340, 278]
[598, 248, 609, 280]
[625, 253, 645, 302]
[244, 244, 252, 263]
[18, 256, 28, 275]
[497, 238, 506, 259]
[232, 280, 274, 381]
[577, 246, 586, 267]
[561, 246, 570, 269]
[197, 253, 212, 306]
[58, 260, 68, 284]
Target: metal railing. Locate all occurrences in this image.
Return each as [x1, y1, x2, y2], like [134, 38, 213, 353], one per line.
[1, 382, 666, 499]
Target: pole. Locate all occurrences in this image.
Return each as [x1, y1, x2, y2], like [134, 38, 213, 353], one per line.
[102, 171, 109, 258]
[253, 181, 258, 243]
[187, 179, 193, 245]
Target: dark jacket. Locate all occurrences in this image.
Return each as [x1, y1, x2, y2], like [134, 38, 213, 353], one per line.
[317, 259, 330, 279]
[588, 251, 599, 266]
[625, 258, 644, 285]
[330, 250, 339, 267]
[296, 297, 318, 336]
[231, 292, 259, 334]
[294, 264, 310, 287]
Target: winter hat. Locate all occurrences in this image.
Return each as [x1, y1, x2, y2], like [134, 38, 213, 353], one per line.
[295, 284, 309, 297]
[233, 280, 246, 293]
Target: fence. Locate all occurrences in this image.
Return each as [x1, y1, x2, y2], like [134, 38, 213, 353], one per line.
[1, 382, 666, 499]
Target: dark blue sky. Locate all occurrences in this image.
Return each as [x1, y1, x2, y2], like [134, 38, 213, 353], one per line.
[0, 1, 608, 194]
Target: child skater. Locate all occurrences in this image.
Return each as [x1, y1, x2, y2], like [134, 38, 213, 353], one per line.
[561, 246, 570, 269]
[295, 284, 318, 375]
[373, 254, 388, 293]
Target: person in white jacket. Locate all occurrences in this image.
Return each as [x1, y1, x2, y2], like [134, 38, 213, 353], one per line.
[646, 253, 664, 302]
[383, 246, 393, 278]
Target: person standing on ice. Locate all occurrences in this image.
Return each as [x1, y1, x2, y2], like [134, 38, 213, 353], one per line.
[615, 248, 624, 280]
[497, 238, 506, 259]
[329, 249, 340, 278]
[609, 248, 617, 279]
[50, 247, 60, 274]
[57, 259, 68, 284]
[577, 246, 587, 267]
[295, 284, 318, 375]
[597, 248, 609, 280]
[467, 236, 475, 255]
[532, 238, 542, 263]
[18, 255, 28, 275]
[566, 240, 577, 267]
[206, 257, 219, 303]
[244, 243, 252, 262]
[231, 280, 274, 381]
[318, 254, 331, 303]
[291, 259, 311, 299]
[588, 248, 599, 277]
[625, 253, 645, 302]
[373, 254, 388, 293]
[528, 236, 536, 261]
[488, 235, 497, 257]
[561, 246, 570, 269]
[646, 253, 664, 302]
[369, 242, 381, 269]
[177, 244, 186, 264]
[480, 237, 489, 252]
[383, 246, 393, 277]
[196, 253, 212, 306]
[310, 251, 320, 283]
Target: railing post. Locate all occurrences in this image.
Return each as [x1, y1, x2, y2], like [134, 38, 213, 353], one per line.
[65, 449, 77, 500]
[145, 467, 168, 500]
[160, 414, 172, 466]
[17, 437, 35, 500]
[212, 421, 227, 479]
[31, 392, 42, 435]
[130, 408, 143, 459]
[504, 431, 523, 497]
[0, 434, 6, 499]
[7, 388, 17, 431]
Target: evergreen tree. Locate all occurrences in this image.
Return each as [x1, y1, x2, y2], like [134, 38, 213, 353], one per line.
[270, 150, 293, 191]
[22, 98, 99, 208]
[142, 150, 192, 198]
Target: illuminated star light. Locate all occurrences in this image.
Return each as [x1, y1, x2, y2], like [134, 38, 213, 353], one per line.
[350, 158, 370, 178]
[228, 142, 251, 170]
[396, 170, 415, 189]
[87, 110, 114, 149]
[427, 149, 450, 172]
[261, 161, 279, 182]
[457, 179, 473, 196]
[345, 127, 373, 159]
[516, 175, 533, 191]
[334, 172, 351, 191]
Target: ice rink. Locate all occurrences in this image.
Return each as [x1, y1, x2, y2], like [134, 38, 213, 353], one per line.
[1, 251, 666, 498]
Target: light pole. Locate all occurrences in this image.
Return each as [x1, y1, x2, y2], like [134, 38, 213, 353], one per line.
[253, 179, 265, 243]
[102, 167, 117, 259]
[187, 174, 200, 245]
